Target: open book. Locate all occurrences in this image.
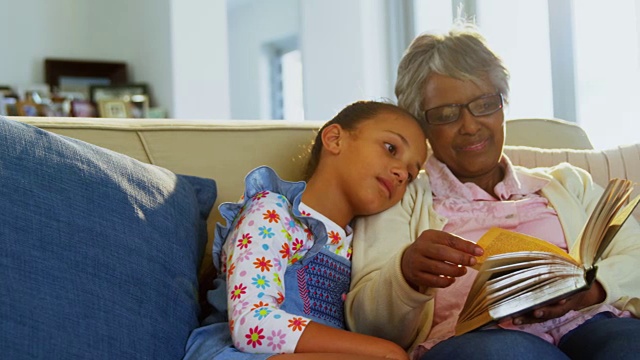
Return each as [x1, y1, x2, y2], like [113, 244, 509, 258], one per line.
[455, 178, 640, 336]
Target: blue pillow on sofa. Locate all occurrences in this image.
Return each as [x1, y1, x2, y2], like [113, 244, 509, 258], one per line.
[0, 117, 217, 359]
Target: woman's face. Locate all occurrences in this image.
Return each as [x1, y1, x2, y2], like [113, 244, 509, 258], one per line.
[422, 73, 505, 182]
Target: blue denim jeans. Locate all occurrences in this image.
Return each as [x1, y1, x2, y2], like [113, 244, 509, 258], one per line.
[421, 313, 640, 360]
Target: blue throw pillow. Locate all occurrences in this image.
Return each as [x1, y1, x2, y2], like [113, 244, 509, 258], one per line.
[0, 117, 217, 359]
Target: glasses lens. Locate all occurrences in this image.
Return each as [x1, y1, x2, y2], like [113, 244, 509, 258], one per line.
[426, 106, 460, 125]
[468, 94, 503, 116]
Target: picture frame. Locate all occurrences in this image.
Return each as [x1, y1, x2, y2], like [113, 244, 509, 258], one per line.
[40, 97, 72, 117]
[16, 101, 40, 117]
[89, 83, 148, 104]
[98, 99, 131, 118]
[45, 59, 128, 99]
[16, 83, 51, 102]
[3, 97, 18, 116]
[0, 85, 17, 98]
[129, 94, 149, 118]
[0, 86, 18, 116]
[70, 100, 97, 117]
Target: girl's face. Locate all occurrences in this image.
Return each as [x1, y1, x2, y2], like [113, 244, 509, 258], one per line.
[422, 73, 505, 183]
[336, 111, 427, 216]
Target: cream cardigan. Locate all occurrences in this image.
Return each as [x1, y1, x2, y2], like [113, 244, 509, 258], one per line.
[346, 162, 640, 351]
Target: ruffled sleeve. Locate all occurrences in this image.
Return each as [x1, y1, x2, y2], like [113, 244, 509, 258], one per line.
[211, 166, 324, 354]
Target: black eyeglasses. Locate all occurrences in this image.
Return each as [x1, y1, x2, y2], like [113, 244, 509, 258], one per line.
[424, 93, 504, 125]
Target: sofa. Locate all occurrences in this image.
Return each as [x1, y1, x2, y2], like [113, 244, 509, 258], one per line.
[1, 115, 638, 359]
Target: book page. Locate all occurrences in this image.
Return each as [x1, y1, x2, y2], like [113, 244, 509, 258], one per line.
[462, 266, 556, 320]
[488, 274, 588, 320]
[485, 264, 574, 295]
[486, 266, 583, 309]
[578, 179, 635, 268]
[468, 252, 576, 301]
[462, 253, 579, 322]
[455, 311, 494, 336]
[474, 228, 576, 271]
[578, 179, 622, 257]
[456, 272, 588, 335]
[463, 269, 562, 321]
[579, 179, 627, 261]
[592, 194, 640, 265]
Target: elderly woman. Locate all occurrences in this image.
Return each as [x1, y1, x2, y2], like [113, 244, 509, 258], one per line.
[345, 24, 640, 360]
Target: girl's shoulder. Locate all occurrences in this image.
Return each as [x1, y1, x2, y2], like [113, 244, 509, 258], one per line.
[240, 166, 306, 205]
[219, 166, 305, 228]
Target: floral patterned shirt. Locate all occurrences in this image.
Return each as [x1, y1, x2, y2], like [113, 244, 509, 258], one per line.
[220, 190, 352, 354]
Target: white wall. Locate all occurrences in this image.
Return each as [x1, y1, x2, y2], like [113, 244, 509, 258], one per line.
[476, 0, 554, 120]
[300, 0, 392, 120]
[227, 0, 393, 121]
[572, 0, 640, 149]
[171, 0, 230, 119]
[227, 0, 299, 119]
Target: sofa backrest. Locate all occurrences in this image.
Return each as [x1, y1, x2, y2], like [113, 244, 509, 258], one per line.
[505, 118, 594, 149]
[12, 117, 640, 225]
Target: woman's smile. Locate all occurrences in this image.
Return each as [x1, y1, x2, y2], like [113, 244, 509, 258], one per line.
[457, 138, 489, 152]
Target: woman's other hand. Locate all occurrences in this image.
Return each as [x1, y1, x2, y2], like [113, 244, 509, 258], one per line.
[512, 280, 607, 325]
[401, 229, 483, 291]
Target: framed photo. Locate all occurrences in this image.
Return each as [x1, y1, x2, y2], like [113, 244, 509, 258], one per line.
[98, 99, 131, 118]
[129, 95, 149, 118]
[90, 83, 148, 104]
[3, 97, 18, 116]
[16, 101, 40, 117]
[16, 83, 51, 102]
[0, 85, 17, 98]
[0, 86, 18, 116]
[70, 100, 97, 117]
[45, 59, 128, 99]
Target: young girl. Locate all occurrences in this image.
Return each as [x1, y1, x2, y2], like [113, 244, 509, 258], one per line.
[185, 101, 428, 359]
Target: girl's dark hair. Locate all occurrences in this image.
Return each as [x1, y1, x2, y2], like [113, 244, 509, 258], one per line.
[302, 100, 427, 180]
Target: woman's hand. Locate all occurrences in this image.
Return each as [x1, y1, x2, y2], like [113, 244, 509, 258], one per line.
[512, 280, 607, 325]
[401, 229, 483, 291]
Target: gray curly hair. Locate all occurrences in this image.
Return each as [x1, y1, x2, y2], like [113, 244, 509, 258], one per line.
[395, 22, 510, 120]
